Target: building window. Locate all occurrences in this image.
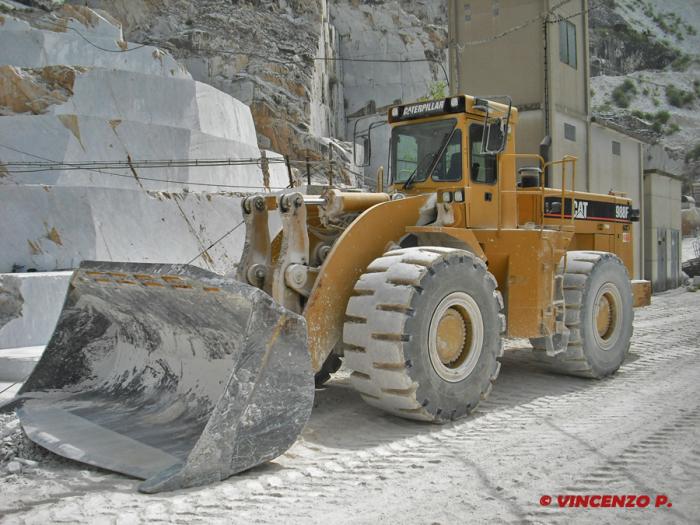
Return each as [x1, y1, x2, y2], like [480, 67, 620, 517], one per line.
[564, 123, 576, 141]
[464, 3, 471, 21]
[492, 0, 500, 16]
[559, 20, 577, 69]
[612, 140, 621, 156]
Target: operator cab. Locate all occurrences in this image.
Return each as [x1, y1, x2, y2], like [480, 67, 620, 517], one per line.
[386, 95, 512, 192]
[385, 95, 515, 229]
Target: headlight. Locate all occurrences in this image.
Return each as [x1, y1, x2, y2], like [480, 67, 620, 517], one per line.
[442, 191, 453, 203]
[454, 190, 465, 202]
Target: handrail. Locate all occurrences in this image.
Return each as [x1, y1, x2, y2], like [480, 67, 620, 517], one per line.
[500, 153, 545, 231]
[492, 153, 577, 231]
[543, 155, 577, 229]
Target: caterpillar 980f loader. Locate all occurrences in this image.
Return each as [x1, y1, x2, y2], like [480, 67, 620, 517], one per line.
[12, 95, 651, 492]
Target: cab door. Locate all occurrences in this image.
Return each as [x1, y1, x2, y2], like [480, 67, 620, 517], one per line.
[467, 121, 499, 228]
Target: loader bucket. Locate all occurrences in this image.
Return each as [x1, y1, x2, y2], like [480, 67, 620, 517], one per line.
[14, 261, 313, 493]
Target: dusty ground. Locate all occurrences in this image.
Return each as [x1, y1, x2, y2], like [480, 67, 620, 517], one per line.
[1, 288, 699, 524]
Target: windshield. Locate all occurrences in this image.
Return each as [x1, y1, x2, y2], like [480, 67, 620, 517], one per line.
[390, 119, 461, 186]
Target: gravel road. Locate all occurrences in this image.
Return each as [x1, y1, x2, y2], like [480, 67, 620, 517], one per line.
[1, 288, 699, 524]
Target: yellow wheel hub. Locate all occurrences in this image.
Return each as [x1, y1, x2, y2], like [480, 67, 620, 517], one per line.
[595, 292, 617, 341]
[435, 307, 469, 366]
[428, 292, 484, 383]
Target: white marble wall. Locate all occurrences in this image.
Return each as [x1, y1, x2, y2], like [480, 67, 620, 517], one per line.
[0, 272, 72, 350]
[0, 8, 288, 275]
[0, 15, 190, 79]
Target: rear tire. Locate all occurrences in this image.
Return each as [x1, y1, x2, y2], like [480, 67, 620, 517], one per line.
[343, 247, 505, 422]
[532, 251, 633, 378]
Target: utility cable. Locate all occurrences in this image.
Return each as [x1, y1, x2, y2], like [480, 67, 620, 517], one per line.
[0, 144, 289, 190]
[185, 220, 245, 265]
[1, 144, 365, 173]
[316, 56, 449, 87]
[35, 16, 448, 85]
[39, 19, 150, 53]
[0, 382, 19, 396]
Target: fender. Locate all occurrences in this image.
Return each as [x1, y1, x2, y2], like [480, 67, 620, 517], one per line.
[405, 226, 486, 260]
[303, 194, 429, 370]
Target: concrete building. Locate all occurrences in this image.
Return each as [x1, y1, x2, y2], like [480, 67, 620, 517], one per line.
[448, 0, 591, 192]
[447, 0, 682, 289]
[643, 169, 683, 291]
[588, 119, 645, 280]
[643, 143, 684, 290]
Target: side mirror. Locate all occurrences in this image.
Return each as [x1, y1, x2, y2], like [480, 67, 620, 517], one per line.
[354, 135, 371, 167]
[362, 136, 371, 166]
[483, 119, 506, 154]
[353, 116, 388, 168]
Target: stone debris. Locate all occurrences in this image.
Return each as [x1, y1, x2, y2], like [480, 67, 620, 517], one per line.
[0, 416, 19, 439]
[1, 289, 700, 519]
[688, 275, 700, 292]
[0, 412, 52, 471]
[15, 457, 38, 467]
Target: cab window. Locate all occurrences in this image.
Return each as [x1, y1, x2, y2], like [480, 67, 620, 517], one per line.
[390, 119, 457, 185]
[432, 130, 462, 182]
[470, 123, 497, 184]
[394, 134, 418, 183]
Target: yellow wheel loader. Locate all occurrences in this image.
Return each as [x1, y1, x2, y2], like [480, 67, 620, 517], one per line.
[11, 94, 651, 492]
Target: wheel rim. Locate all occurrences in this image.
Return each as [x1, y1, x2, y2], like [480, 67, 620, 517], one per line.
[593, 283, 623, 351]
[428, 292, 484, 382]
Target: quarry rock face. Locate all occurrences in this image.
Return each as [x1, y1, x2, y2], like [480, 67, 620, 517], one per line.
[1, 0, 448, 274]
[0, 6, 288, 276]
[71, 0, 357, 186]
[330, 0, 448, 185]
[331, 0, 447, 121]
[63, 0, 445, 187]
[588, 0, 700, 177]
[0, 10, 189, 79]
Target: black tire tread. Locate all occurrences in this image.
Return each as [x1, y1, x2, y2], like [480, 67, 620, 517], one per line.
[343, 247, 505, 422]
[532, 251, 633, 378]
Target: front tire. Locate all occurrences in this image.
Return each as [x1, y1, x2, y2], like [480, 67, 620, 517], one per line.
[343, 247, 505, 422]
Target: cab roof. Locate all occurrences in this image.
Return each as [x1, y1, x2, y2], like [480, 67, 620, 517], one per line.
[388, 95, 519, 125]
